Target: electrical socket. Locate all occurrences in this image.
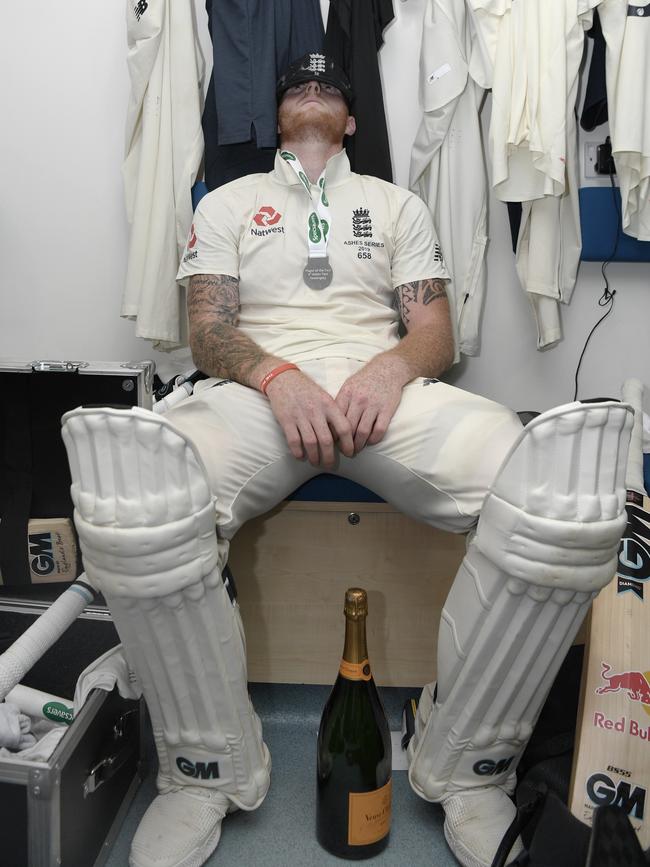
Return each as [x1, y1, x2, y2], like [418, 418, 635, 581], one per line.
[584, 142, 600, 178]
[584, 140, 616, 178]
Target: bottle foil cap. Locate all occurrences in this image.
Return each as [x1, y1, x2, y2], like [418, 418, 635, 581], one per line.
[344, 587, 368, 619]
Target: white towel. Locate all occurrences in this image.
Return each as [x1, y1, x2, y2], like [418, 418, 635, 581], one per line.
[0, 702, 36, 751]
[74, 644, 142, 711]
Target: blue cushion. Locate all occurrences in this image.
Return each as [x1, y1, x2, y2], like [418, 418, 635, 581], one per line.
[580, 187, 650, 262]
[192, 181, 209, 210]
[287, 474, 384, 502]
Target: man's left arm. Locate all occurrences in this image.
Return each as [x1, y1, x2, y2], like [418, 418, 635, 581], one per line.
[335, 277, 454, 453]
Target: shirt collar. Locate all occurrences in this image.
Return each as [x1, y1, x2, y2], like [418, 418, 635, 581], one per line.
[272, 148, 352, 189]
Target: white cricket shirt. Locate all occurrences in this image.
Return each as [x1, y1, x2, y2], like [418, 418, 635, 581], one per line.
[177, 150, 450, 365]
[410, 0, 489, 359]
[121, 0, 204, 348]
[599, 0, 650, 240]
[470, 0, 598, 202]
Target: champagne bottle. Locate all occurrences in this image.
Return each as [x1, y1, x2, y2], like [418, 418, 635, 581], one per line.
[316, 588, 392, 859]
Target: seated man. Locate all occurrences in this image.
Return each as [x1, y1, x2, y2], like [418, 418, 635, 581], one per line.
[61, 54, 632, 867]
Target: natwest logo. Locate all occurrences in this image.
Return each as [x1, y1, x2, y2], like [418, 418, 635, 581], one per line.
[188, 224, 197, 248]
[253, 206, 282, 227]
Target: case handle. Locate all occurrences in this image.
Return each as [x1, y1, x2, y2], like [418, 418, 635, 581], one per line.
[83, 708, 138, 797]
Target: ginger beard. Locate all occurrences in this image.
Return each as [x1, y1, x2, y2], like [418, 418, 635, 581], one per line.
[278, 91, 353, 147]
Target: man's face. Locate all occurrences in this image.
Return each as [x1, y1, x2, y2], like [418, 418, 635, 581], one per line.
[278, 80, 356, 144]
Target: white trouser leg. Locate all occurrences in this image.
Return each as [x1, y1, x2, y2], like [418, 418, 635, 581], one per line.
[408, 401, 632, 866]
[62, 407, 270, 811]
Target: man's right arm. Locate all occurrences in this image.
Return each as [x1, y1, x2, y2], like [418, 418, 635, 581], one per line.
[187, 273, 354, 467]
[188, 273, 280, 388]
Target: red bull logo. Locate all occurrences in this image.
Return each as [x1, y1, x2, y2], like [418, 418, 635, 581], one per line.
[596, 661, 650, 719]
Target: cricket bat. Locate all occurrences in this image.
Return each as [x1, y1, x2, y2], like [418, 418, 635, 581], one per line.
[569, 379, 650, 848]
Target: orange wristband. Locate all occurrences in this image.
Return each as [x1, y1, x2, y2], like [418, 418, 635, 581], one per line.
[260, 363, 299, 395]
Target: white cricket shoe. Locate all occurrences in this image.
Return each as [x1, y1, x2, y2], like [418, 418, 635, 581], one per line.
[441, 787, 524, 867]
[129, 788, 234, 867]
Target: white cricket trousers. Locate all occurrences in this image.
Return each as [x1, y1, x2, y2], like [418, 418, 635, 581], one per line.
[165, 359, 522, 555]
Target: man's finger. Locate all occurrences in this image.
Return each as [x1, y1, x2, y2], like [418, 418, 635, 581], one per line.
[343, 399, 364, 439]
[354, 408, 378, 453]
[334, 389, 351, 416]
[283, 424, 305, 461]
[326, 405, 354, 458]
[298, 422, 321, 467]
[311, 419, 337, 468]
[367, 410, 391, 445]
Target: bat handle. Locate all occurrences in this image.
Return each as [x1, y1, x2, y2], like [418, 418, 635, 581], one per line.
[0, 577, 97, 702]
[622, 378, 645, 497]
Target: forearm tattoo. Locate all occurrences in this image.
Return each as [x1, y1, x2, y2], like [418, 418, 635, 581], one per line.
[188, 274, 268, 382]
[394, 278, 448, 326]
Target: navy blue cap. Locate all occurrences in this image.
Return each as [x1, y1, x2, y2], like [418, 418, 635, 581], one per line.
[277, 52, 354, 106]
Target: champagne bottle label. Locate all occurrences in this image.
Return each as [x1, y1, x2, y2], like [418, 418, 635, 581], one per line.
[339, 658, 372, 681]
[347, 778, 392, 846]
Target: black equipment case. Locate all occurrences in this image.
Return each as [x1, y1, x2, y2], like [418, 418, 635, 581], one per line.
[0, 359, 155, 865]
[0, 359, 155, 592]
[0, 683, 145, 867]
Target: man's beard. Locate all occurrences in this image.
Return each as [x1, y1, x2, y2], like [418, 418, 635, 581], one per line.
[278, 103, 348, 146]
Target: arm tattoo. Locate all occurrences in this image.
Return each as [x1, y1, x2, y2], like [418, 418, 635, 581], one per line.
[188, 274, 268, 382]
[188, 273, 239, 325]
[394, 278, 447, 326]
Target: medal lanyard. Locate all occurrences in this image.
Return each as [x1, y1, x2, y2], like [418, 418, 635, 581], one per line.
[280, 150, 331, 259]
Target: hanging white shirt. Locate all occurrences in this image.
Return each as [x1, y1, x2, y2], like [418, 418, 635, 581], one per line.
[467, 0, 596, 348]
[599, 0, 650, 240]
[469, 0, 598, 201]
[410, 0, 488, 359]
[121, 0, 204, 349]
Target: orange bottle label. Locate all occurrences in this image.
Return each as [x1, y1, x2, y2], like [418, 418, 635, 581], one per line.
[348, 778, 392, 846]
[339, 658, 372, 681]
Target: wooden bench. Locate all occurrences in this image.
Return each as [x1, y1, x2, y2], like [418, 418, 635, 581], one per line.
[229, 475, 467, 687]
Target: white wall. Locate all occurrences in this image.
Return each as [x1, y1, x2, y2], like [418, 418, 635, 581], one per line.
[0, 0, 648, 412]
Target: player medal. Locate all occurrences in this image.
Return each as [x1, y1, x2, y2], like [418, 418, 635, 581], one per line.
[303, 256, 333, 289]
[281, 151, 334, 290]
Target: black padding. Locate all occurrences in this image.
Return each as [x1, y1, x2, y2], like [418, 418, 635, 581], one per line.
[586, 805, 647, 867]
[517, 411, 541, 427]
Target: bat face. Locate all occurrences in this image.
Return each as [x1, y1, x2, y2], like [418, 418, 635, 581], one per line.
[570, 491, 650, 846]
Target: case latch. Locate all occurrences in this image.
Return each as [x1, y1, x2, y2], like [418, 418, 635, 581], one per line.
[31, 360, 89, 372]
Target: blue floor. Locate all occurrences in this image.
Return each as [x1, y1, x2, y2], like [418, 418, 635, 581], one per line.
[105, 683, 459, 866]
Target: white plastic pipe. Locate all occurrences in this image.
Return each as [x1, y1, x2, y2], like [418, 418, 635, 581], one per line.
[5, 684, 74, 724]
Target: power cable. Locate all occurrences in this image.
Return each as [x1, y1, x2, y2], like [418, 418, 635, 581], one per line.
[572, 155, 621, 401]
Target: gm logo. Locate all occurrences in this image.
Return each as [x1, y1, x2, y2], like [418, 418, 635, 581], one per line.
[176, 757, 220, 780]
[29, 532, 55, 576]
[586, 772, 646, 819]
[473, 757, 514, 776]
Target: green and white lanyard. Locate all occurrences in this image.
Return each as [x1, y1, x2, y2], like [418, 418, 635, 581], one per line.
[280, 150, 334, 289]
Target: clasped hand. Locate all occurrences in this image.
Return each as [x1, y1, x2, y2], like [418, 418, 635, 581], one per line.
[265, 361, 404, 467]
